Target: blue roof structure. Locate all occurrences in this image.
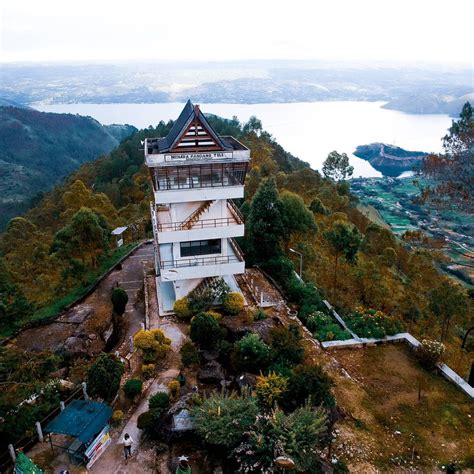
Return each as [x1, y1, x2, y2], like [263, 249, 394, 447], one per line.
[44, 400, 112, 444]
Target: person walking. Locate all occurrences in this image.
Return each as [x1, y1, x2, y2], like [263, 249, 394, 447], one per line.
[122, 433, 134, 461]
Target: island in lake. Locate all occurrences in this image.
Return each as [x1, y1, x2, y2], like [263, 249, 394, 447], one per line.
[353, 143, 428, 177]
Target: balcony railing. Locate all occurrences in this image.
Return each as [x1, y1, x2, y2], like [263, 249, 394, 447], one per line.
[160, 238, 244, 270]
[156, 200, 244, 232]
[160, 254, 241, 269]
[158, 217, 238, 232]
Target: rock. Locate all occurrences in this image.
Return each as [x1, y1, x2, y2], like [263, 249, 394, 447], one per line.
[88, 333, 97, 340]
[198, 360, 224, 384]
[63, 336, 87, 355]
[201, 350, 219, 361]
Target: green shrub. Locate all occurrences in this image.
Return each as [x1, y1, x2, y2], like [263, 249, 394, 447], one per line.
[173, 297, 192, 319]
[253, 308, 266, 321]
[180, 341, 199, 367]
[123, 379, 143, 399]
[137, 408, 162, 433]
[111, 287, 129, 315]
[190, 312, 222, 349]
[191, 391, 258, 448]
[149, 392, 170, 411]
[111, 410, 124, 426]
[345, 308, 403, 338]
[306, 311, 351, 341]
[142, 363, 155, 379]
[282, 365, 335, 411]
[255, 372, 288, 410]
[134, 329, 171, 363]
[222, 292, 245, 315]
[269, 325, 304, 366]
[168, 380, 180, 399]
[233, 333, 272, 373]
[87, 353, 124, 401]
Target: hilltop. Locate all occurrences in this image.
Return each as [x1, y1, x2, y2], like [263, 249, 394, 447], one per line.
[0, 104, 136, 228]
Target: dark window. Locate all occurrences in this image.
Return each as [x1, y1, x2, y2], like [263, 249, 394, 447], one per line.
[153, 163, 248, 191]
[180, 239, 222, 257]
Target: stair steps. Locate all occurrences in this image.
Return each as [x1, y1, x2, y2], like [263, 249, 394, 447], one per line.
[180, 200, 215, 230]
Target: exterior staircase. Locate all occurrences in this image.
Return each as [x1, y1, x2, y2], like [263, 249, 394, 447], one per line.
[188, 276, 219, 299]
[180, 200, 215, 230]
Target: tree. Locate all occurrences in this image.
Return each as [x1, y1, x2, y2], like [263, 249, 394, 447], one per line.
[324, 220, 362, 297]
[51, 207, 110, 268]
[247, 177, 285, 263]
[232, 404, 328, 472]
[191, 391, 258, 448]
[269, 325, 305, 367]
[309, 197, 329, 215]
[280, 191, 317, 244]
[232, 333, 272, 373]
[420, 102, 473, 211]
[190, 312, 222, 349]
[111, 287, 128, 315]
[429, 280, 468, 341]
[322, 151, 354, 181]
[87, 353, 124, 401]
[282, 365, 335, 411]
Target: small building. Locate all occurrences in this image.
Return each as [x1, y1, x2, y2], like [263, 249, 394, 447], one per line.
[111, 226, 128, 248]
[145, 100, 250, 313]
[44, 400, 112, 468]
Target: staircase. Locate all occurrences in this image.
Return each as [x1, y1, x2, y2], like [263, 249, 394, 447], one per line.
[189, 276, 219, 299]
[180, 200, 215, 230]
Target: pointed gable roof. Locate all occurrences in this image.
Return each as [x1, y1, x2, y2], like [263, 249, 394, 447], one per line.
[150, 100, 232, 154]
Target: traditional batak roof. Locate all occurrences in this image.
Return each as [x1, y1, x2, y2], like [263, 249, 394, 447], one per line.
[146, 100, 246, 154]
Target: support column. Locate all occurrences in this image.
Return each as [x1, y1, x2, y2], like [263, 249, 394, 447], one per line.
[60, 401, 65, 411]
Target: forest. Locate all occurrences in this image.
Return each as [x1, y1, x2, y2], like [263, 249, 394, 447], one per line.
[0, 108, 472, 469]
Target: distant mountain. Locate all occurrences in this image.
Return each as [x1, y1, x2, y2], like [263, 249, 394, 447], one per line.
[382, 93, 474, 116]
[0, 104, 136, 229]
[0, 98, 32, 109]
[353, 143, 428, 177]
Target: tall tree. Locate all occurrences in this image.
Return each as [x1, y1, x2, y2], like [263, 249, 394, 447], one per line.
[324, 220, 361, 297]
[247, 177, 285, 263]
[420, 102, 473, 211]
[280, 191, 317, 245]
[429, 280, 468, 341]
[322, 151, 354, 181]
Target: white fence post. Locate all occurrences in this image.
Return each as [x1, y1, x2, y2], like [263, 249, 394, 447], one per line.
[60, 401, 65, 411]
[82, 382, 89, 401]
[36, 421, 44, 442]
[8, 444, 16, 462]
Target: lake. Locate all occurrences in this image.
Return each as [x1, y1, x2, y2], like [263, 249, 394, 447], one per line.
[35, 101, 452, 177]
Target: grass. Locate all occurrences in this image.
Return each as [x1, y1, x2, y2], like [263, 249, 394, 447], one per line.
[0, 242, 138, 339]
[333, 344, 474, 469]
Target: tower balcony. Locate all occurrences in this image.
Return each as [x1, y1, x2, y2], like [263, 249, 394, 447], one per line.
[155, 200, 245, 244]
[159, 238, 245, 282]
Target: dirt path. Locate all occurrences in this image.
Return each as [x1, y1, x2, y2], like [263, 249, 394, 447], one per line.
[91, 276, 187, 474]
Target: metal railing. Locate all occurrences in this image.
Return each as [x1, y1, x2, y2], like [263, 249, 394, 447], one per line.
[160, 254, 242, 269]
[227, 200, 244, 224]
[157, 216, 239, 232]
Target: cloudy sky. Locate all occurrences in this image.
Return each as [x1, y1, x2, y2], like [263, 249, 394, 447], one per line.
[1, 0, 472, 64]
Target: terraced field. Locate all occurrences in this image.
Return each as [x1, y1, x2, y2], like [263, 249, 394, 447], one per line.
[352, 177, 474, 284]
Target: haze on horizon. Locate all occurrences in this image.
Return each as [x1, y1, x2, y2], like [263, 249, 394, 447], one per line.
[1, 0, 473, 65]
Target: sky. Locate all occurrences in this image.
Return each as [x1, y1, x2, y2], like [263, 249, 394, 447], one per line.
[0, 0, 473, 64]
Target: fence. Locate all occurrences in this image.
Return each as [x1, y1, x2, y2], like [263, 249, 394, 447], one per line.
[0, 386, 84, 472]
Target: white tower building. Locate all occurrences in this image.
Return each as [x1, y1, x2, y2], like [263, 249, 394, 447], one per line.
[145, 101, 250, 314]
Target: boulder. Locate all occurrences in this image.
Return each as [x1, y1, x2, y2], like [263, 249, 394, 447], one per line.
[198, 360, 224, 384]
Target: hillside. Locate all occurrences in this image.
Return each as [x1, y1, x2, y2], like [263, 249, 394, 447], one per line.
[0, 105, 136, 228]
[353, 142, 427, 176]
